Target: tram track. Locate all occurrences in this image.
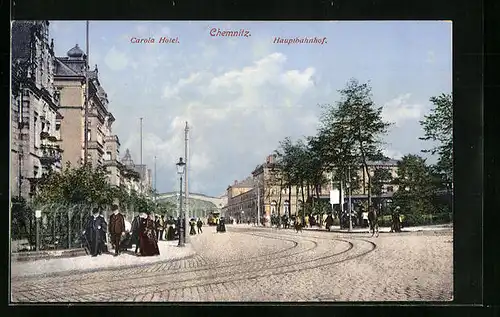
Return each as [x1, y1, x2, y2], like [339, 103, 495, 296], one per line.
[12, 231, 318, 291]
[12, 230, 376, 302]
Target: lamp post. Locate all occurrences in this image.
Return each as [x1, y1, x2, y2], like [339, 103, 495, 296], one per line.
[35, 209, 42, 251]
[176, 157, 186, 247]
[271, 201, 277, 216]
[346, 166, 353, 232]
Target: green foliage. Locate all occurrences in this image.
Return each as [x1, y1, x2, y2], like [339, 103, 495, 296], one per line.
[32, 162, 157, 214]
[34, 163, 115, 207]
[317, 79, 392, 202]
[391, 154, 436, 215]
[419, 93, 453, 185]
[371, 168, 393, 196]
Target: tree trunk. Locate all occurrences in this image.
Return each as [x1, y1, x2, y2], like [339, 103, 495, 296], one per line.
[288, 184, 292, 217]
[295, 185, 299, 217]
[277, 177, 283, 216]
[358, 138, 372, 206]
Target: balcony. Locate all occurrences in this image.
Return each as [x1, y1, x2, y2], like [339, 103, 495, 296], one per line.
[39, 144, 62, 166]
[88, 140, 104, 153]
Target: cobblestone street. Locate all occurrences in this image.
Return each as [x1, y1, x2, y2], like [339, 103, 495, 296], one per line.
[10, 225, 453, 302]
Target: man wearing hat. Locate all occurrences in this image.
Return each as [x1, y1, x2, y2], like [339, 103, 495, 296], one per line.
[108, 204, 125, 256]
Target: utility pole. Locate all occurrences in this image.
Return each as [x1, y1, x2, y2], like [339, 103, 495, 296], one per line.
[83, 20, 90, 165]
[184, 121, 189, 243]
[140, 117, 143, 195]
[154, 155, 157, 202]
[257, 181, 261, 226]
[348, 165, 353, 232]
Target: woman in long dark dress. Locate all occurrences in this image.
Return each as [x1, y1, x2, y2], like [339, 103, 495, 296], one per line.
[166, 216, 175, 240]
[189, 218, 197, 235]
[139, 213, 160, 256]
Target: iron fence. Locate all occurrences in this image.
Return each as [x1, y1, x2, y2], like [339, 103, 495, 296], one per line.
[10, 203, 137, 252]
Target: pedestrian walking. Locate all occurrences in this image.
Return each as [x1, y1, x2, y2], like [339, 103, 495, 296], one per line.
[367, 205, 379, 237]
[189, 218, 197, 235]
[155, 214, 165, 240]
[166, 216, 175, 240]
[139, 212, 160, 256]
[197, 218, 203, 233]
[130, 212, 141, 254]
[108, 204, 126, 256]
[82, 207, 107, 257]
[325, 213, 334, 231]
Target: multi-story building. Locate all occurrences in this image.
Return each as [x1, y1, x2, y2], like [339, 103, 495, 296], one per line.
[225, 155, 401, 221]
[11, 20, 64, 199]
[53, 44, 121, 186]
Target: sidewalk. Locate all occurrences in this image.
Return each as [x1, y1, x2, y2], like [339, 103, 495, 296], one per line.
[300, 223, 453, 234]
[11, 240, 196, 279]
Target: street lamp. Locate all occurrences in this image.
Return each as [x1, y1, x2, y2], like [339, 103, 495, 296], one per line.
[176, 157, 186, 247]
[35, 209, 42, 251]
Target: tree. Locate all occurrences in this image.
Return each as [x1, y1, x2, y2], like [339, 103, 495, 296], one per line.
[392, 154, 435, 215]
[371, 168, 393, 196]
[419, 93, 453, 186]
[319, 79, 392, 206]
[34, 163, 115, 208]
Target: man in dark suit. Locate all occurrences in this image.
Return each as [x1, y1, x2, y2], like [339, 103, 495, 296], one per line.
[108, 204, 125, 256]
[130, 212, 141, 254]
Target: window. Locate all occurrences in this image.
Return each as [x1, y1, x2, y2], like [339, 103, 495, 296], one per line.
[55, 122, 61, 131]
[87, 129, 91, 141]
[386, 186, 394, 193]
[105, 151, 112, 161]
[33, 166, 39, 177]
[33, 116, 38, 148]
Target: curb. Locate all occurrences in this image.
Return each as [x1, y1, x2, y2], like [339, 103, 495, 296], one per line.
[300, 227, 453, 234]
[12, 248, 88, 262]
[11, 247, 198, 280]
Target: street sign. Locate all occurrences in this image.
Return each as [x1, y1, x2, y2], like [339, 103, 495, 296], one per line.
[35, 210, 42, 218]
[330, 190, 339, 205]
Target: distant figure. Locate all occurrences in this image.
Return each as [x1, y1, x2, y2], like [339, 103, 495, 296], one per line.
[367, 205, 379, 237]
[197, 218, 203, 234]
[325, 213, 334, 231]
[294, 216, 303, 233]
[155, 214, 165, 240]
[391, 206, 402, 233]
[189, 218, 197, 235]
[217, 217, 226, 233]
[166, 216, 175, 240]
[82, 207, 106, 257]
[108, 204, 125, 256]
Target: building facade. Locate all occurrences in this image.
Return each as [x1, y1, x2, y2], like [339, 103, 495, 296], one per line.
[54, 44, 121, 187]
[225, 155, 401, 222]
[11, 20, 63, 199]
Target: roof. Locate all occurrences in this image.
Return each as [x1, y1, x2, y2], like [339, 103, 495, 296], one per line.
[366, 159, 399, 167]
[121, 149, 134, 166]
[231, 177, 256, 188]
[11, 21, 34, 63]
[67, 44, 85, 59]
[54, 58, 80, 77]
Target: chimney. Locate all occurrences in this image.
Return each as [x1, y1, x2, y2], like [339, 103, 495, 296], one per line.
[234, 180, 238, 185]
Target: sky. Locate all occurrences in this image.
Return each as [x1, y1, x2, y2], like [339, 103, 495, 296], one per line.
[48, 21, 452, 197]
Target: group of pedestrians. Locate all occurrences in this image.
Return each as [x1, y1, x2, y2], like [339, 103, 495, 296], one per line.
[82, 204, 162, 258]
